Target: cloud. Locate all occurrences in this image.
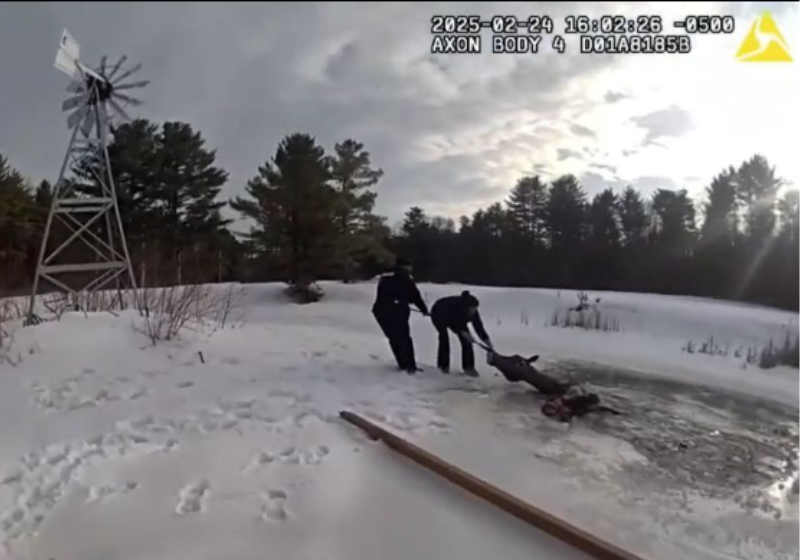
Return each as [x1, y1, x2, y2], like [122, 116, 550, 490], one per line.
[604, 91, 628, 103]
[569, 123, 596, 138]
[557, 148, 583, 161]
[632, 175, 677, 196]
[590, 162, 618, 174]
[580, 172, 627, 195]
[631, 106, 693, 147]
[0, 1, 796, 228]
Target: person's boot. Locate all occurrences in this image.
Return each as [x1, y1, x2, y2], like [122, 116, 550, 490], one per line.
[405, 366, 423, 375]
[463, 368, 479, 377]
[439, 366, 449, 374]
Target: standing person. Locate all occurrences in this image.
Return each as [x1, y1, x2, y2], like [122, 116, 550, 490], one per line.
[372, 257, 429, 374]
[430, 291, 493, 377]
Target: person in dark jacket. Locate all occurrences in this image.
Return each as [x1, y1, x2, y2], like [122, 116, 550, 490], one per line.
[430, 291, 492, 376]
[372, 258, 429, 374]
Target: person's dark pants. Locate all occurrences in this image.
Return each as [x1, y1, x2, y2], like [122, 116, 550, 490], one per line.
[373, 304, 416, 370]
[432, 315, 474, 371]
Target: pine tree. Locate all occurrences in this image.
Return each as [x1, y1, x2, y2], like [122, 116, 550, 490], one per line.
[731, 155, 784, 303]
[777, 189, 799, 243]
[230, 133, 336, 290]
[697, 168, 739, 298]
[700, 168, 739, 246]
[395, 206, 432, 279]
[736, 155, 783, 246]
[151, 122, 230, 282]
[70, 119, 230, 284]
[0, 155, 37, 292]
[329, 139, 385, 282]
[584, 189, 621, 288]
[617, 186, 648, 248]
[506, 175, 547, 241]
[544, 175, 587, 287]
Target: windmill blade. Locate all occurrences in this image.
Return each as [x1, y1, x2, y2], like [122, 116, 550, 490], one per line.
[114, 79, 150, 91]
[62, 95, 85, 112]
[66, 80, 85, 93]
[111, 63, 141, 85]
[106, 54, 127, 80]
[81, 110, 96, 138]
[67, 105, 87, 129]
[112, 92, 143, 106]
[99, 55, 107, 76]
[108, 97, 132, 122]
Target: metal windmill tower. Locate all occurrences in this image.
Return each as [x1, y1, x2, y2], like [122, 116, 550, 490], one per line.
[26, 30, 148, 324]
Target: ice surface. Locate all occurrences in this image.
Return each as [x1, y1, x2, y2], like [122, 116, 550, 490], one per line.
[0, 282, 796, 560]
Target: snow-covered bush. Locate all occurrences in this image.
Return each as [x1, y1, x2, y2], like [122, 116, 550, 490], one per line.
[285, 280, 324, 304]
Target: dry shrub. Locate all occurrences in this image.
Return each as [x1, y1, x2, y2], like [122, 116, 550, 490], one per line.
[1, 298, 23, 365]
[548, 307, 621, 332]
[136, 283, 245, 345]
[546, 291, 620, 333]
[683, 324, 799, 370]
[26, 290, 123, 325]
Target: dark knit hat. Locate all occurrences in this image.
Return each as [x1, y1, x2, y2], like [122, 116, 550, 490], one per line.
[461, 290, 479, 307]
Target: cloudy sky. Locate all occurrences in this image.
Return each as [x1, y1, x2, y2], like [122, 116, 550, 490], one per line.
[0, 2, 797, 228]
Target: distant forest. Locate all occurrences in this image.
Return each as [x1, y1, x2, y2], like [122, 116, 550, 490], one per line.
[1, 119, 797, 311]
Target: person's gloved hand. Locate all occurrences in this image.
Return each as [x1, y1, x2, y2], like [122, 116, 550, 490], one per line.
[421, 309, 430, 317]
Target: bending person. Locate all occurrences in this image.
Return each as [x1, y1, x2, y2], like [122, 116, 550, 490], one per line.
[430, 291, 492, 377]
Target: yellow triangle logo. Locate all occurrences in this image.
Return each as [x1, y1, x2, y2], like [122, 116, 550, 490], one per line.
[736, 11, 792, 62]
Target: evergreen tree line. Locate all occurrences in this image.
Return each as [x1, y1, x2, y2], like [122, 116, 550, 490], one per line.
[394, 159, 798, 311]
[0, 118, 797, 311]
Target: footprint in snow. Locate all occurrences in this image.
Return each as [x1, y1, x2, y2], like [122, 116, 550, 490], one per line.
[176, 381, 194, 389]
[222, 357, 241, 366]
[86, 481, 138, 503]
[128, 388, 149, 400]
[261, 489, 290, 522]
[176, 480, 210, 515]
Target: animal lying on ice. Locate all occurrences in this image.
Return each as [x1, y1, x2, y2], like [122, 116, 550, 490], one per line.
[485, 350, 623, 422]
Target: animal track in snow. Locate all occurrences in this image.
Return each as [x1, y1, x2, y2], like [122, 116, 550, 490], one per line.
[260, 489, 290, 522]
[293, 409, 336, 429]
[27, 374, 149, 413]
[243, 445, 330, 473]
[176, 480, 210, 515]
[86, 481, 138, 504]
[127, 388, 149, 400]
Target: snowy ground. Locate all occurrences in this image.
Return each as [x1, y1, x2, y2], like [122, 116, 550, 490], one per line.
[0, 282, 797, 560]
